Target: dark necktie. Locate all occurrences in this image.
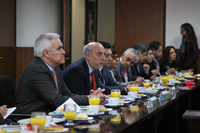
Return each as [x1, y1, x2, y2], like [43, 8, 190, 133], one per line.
[100, 69, 105, 84]
[52, 69, 59, 93]
[123, 69, 127, 83]
[90, 71, 96, 90]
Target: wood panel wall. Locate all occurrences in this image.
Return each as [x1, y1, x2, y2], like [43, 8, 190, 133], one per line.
[0, 47, 15, 80]
[115, 0, 164, 55]
[15, 47, 34, 89]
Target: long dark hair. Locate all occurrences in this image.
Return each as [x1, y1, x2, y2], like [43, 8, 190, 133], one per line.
[161, 46, 177, 66]
[181, 23, 197, 43]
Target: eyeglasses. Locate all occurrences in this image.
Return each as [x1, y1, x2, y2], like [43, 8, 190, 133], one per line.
[181, 30, 185, 32]
[111, 55, 119, 60]
[170, 51, 176, 54]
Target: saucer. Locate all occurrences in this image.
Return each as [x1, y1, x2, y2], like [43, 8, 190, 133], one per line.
[84, 111, 104, 117]
[104, 103, 124, 108]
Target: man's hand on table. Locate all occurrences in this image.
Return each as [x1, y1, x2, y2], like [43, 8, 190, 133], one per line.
[90, 88, 107, 103]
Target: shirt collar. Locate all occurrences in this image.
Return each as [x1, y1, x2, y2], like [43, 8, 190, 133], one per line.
[44, 61, 54, 71]
[84, 57, 93, 74]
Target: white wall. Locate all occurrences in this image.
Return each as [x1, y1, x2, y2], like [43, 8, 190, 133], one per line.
[16, 0, 62, 47]
[71, 0, 85, 63]
[166, 0, 200, 48]
[97, 0, 115, 45]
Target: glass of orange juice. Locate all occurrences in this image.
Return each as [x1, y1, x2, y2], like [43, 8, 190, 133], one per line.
[111, 89, 121, 98]
[130, 85, 139, 92]
[189, 68, 194, 76]
[89, 96, 100, 105]
[161, 75, 168, 84]
[31, 112, 46, 130]
[180, 70, 185, 77]
[64, 104, 77, 125]
[143, 80, 151, 87]
[168, 74, 174, 79]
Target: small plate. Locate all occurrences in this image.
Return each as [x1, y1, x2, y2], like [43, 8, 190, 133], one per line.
[104, 103, 124, 108]
[166, 83, 175, 87]
[18, 118, 65, 124]
[84, 111, 104, 117]
[74, 117, 94, 121]
[42, 128, 68, 133]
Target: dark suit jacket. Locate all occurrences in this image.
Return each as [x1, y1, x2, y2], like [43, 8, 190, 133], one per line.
[15, 57, 88, 114]
[131, 63, 151, 79]
[147, 61, 159, 76]
[95, 67, 126, 95]
[112, 58, 133, 83]
[159, 60, 178, 75]
[63, 58, 99, 95]
[179, 40, 199, 74]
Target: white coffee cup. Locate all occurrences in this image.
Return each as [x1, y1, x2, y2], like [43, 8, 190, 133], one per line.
[128, 92, 137, 98]
[108, 98, 119, 105]
[87, 105, 99, 114]
[168, 79, 175, 83]
[45, 115, 52, 127]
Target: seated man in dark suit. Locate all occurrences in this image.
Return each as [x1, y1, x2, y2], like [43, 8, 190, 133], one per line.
[112, 48, 144, 85]
[63, 42, 106, 95]
[149, 41, 163, 74]
[143, 47, 159, 77]
[15, 33, 106, 114]
[131, 43, 156, 79]
[95, 42, 129, 94]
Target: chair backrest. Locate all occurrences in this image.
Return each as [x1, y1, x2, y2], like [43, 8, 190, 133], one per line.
[0, 75, 16, 108]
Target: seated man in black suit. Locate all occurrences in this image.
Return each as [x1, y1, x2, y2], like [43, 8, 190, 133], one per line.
[95, 42, 129, 94]
[131, 43, 156, 79]
[63, 42, 106, 95]
[112, 48, 144, 85]
[143, 47, 159, 77]
[15, 33, 106, 114]
[149, 41, 163, 74]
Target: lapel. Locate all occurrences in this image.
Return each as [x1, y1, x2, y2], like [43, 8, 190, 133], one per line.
[127, 67, 132, 81]
[119, 59, 125, 81]
[82, 58, 91, 90]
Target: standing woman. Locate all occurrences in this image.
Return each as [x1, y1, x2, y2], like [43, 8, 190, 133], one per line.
[179, 23, 199, 74]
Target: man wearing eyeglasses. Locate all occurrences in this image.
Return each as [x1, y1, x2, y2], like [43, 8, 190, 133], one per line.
[95, 42, 129, 94]
[112, 48, 143, 85]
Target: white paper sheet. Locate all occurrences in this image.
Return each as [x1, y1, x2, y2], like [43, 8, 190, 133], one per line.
[55, 98, 80, 112]
[4, 107, 16, 119]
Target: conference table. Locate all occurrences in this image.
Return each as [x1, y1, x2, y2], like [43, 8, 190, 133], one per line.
[72, 79, 200, 133]
[9, 78, 200, 133]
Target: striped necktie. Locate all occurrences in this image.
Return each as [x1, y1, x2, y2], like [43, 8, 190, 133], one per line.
[52, 69, 59, 93]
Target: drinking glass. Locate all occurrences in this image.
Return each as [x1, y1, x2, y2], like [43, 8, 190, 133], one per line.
[180, 70, 185, 77]
[168, 74, 174, 79]
[174, 71, 179, 79]
[111, 89, 121, 98]
[161, 75, 168, 84]
[189, 68, 194, 76]
[143, 80, 151, 87]
[64, 104, 77, 125]
[89, 96, 100, 105]
[130, 84, 139, 92]
[31, 112, 46, 130]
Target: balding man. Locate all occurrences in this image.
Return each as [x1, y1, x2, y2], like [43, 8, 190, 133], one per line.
[15, 33, 105, 114]
[63, 42, 106, 95]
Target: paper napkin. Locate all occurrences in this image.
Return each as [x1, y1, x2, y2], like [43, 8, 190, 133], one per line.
[55, 98, 80, 112]
[185, 81, 196, 85]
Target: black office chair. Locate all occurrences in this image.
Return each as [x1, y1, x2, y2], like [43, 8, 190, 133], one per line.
[0, 75, 16, 108]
